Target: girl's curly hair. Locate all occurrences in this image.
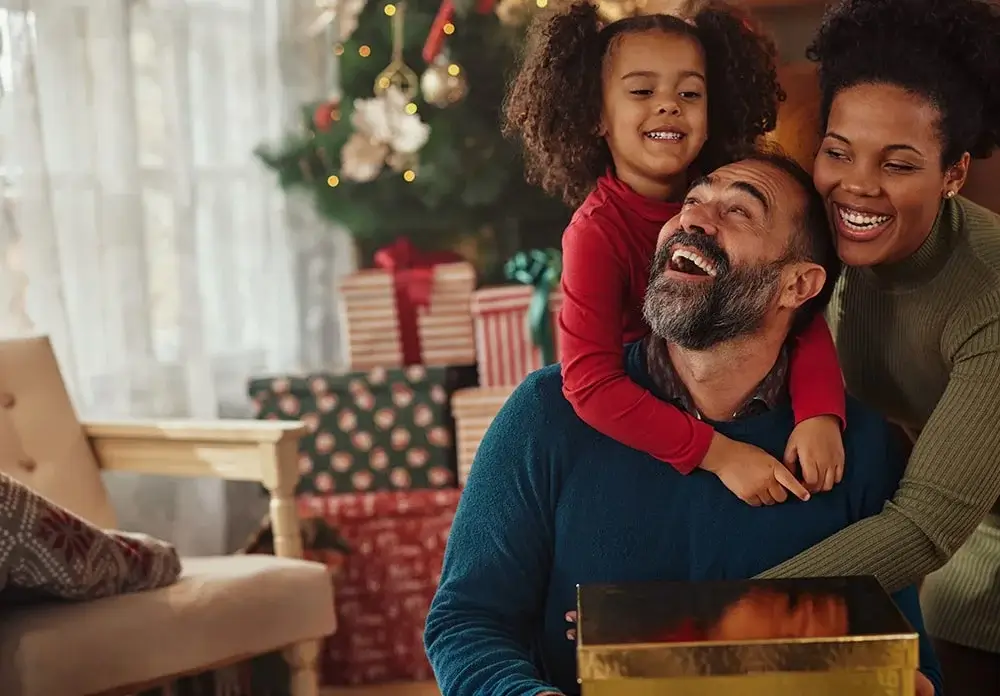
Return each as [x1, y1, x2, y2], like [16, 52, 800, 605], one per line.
[808, 0, 1000, 166]
[502, 1, 785, 207]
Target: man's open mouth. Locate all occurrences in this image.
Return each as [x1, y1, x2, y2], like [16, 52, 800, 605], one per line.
[667, 247, 717, 277]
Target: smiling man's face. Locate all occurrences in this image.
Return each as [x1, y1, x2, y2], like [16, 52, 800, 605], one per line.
[643, 159, 808, 350]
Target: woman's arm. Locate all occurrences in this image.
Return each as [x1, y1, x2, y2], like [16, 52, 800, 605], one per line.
[559, 215, 714, 473]
[758, 308, 1000, 591]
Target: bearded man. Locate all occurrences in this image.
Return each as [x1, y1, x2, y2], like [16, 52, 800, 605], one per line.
[424, 152, 942, 696]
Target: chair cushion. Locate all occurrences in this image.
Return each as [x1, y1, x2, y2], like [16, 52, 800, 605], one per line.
[0, 472, 181, 600]
[0, 554, 336, 696]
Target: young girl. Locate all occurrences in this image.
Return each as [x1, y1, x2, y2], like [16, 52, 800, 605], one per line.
[503, 1, 846, 505]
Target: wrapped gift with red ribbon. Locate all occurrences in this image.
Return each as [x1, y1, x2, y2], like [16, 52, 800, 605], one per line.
[338, 238, 477, 370]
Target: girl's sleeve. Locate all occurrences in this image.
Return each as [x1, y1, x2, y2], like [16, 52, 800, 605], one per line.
[788, 313, 847, 427]
[559, 216, 714, 474]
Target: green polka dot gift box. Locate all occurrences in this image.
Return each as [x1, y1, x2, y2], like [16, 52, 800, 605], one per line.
[248, 364, 476, 494]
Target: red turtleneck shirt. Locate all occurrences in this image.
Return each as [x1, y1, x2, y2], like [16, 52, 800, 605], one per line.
[559, 172, 846, 473]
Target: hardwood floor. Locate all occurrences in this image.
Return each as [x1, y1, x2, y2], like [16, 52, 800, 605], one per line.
[321, 682, 440, 696]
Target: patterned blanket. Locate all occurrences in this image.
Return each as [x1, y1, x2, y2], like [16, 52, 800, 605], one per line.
[0, 472, 181, 600]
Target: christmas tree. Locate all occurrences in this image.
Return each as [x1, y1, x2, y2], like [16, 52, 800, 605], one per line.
[255, 0, 574, 280]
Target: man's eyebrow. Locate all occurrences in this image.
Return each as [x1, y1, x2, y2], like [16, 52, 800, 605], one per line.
[731, 181, 769, 213]
[687, 175, 713, 193]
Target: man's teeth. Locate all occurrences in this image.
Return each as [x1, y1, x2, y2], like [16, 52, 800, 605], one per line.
[839, 207, 891, 230]
[672, 249, 716, 277]
[646, 131, 683, 141]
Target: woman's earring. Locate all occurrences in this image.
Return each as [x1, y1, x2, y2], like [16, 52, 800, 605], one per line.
[946, 190, 956, 199]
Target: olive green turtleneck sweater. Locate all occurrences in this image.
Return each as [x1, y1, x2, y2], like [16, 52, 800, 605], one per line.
[758, 196, 1000, 595]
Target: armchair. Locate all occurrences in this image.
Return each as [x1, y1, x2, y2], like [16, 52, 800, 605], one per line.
[0, 337, 335, 696]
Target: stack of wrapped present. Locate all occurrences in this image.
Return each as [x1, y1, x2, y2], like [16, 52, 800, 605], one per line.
[249, 242, 565, 686]
[249, 237, 479, 686]
[453, 248, 563, 484]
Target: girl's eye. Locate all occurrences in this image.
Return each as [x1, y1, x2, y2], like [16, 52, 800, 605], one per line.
[679, 91, 702, 100]
[629, 89, 653, 96]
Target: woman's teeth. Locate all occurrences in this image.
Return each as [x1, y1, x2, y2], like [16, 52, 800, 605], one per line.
[838, 206, 891, 231]
[646, 131, 684, 141]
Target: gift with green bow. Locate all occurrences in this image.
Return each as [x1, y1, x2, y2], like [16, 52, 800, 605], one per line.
[504, 249, 563, 366]
[470, 249, 564, 387]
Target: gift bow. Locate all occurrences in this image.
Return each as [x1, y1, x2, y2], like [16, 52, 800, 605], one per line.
[375, 238, 463, 366]
[504, 248, 562, 367]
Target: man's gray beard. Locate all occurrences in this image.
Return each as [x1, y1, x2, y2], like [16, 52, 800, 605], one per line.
[643, 260, 784, 351]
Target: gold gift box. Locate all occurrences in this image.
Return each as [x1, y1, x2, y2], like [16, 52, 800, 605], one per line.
[577, 577, 918, 696]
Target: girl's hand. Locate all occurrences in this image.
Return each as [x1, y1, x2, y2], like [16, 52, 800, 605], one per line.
[784, 415, 844, 493]
[914, 671, 934, 696]
[702, 432, 810, 506]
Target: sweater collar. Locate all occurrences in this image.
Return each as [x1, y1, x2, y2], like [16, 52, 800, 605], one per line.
[626, 339, 789, 422]
[860, 197, 961, 290]
[596, 170, 683, 223]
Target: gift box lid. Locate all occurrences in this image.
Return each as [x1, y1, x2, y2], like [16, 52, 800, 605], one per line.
[576, 576, 918, 681]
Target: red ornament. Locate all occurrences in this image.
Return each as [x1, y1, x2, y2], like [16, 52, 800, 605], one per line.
[313, 101, 340, 132]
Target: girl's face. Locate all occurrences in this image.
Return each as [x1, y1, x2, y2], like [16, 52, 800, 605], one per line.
[600, 30, 708, 201]
[812, 83, 968, 268]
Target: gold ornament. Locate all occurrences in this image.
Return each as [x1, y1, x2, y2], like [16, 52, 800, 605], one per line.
[420, 54, 468, 108]
[374, 1, 420, 101]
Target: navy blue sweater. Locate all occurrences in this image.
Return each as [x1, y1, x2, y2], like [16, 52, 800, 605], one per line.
[425, 343, 942, 695]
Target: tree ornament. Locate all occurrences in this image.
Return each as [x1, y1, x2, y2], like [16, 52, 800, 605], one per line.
[340, 86, 430, 182]
[312, 100, 341, 131]
[420, 54, 468, 108]
[374, 1, 420, 101]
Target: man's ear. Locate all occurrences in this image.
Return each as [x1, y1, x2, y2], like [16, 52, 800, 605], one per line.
[780, 262, 826, 311]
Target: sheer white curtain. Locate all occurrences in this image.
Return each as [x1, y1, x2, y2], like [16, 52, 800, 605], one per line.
[0, 0, 355, 554]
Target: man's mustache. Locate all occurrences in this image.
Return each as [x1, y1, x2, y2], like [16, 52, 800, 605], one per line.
[652, 230, 730, 277]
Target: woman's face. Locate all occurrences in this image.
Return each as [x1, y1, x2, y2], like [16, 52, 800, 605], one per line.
[812, 83, 966, 267]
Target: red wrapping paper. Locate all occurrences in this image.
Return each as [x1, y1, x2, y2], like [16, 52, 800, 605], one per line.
[299, 489, 461, 686]
[471, 285, 564, 387]
[373, 238, 463, 366]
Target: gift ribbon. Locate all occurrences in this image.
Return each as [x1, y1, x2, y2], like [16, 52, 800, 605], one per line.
[375, 238, 463, 366]
[504, 248, 562, 366]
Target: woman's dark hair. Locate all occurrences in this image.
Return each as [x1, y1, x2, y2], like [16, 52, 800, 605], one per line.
[502, 1, 784, 207]
[807, 0, 1000, 167]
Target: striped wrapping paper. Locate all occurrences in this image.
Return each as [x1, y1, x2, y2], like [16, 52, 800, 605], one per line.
[471, 285, 563, 388]
[452, 386, 515, 485]
[339, 262, 477, 370]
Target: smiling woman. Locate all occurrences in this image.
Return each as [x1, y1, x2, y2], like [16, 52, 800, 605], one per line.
[754, 0, 1000, 692]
